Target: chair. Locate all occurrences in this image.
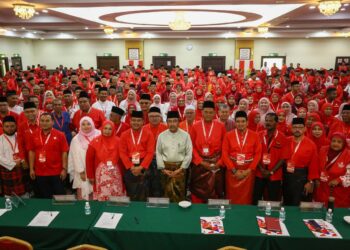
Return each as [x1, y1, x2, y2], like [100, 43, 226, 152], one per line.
[67, 244, 108, 250]
[0, 236, 33, 250]
[217, 246, 247, 250]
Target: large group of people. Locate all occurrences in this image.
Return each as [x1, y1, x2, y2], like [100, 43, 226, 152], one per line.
[0, 62, 350, 208]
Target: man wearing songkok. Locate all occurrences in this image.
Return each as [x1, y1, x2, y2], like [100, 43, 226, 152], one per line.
[109, 106, 130, 137]
[222, 111, 262, 204]
[120, 110, 155, 201]
[253, 113, 289, 205]
[72, 91, 105, 131]
[143, 106, 168, 196]
[156, 111, 192, 202]
[0, 116, 28, 196]
[283, 117, 319, 206]
[190, 100, 226, 203]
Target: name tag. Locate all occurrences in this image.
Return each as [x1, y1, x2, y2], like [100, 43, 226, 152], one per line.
[236, 153, 246, 166]
[38, 151, 46, 163]
[286, 161, 295, 173]
[202, 144, 209, 156]
[320, 171, 329, 182]
[262, 153, 271, 165]
[132, 152, 140, 165]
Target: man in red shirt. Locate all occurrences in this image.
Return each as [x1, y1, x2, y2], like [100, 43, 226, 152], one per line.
[72, 91, 105, 131]
[28, 113, 69, 198]
[283, 117, 319, 206]
[0, 96, 19, 134]
[143, 106, 168, 196]
[190, 101, 226, 203]
[282, 81, 302, 104]
[120, 110, 155, 201]
[318, 87, 342, 116]
[253, 113, 289, 204]
[109, 106, 130, 137]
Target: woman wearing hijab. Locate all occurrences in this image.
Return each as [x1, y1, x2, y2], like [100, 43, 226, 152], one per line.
[119, 90, 140, 112]
[305, 112, 321, 136]
[163, 92, 178, 115]
[308, 122, 330, 153]
[230, 98, 250, 119]
[86, 121, 125, 201]
[177, 96, 186, 121]
[320, 103, 336, 135]
[297, 107, 307, 119]
[315, 132, 350, 208]
[185, 89, 197, 108]
[68, 117, 101, 200]
[256, 97, 273, 125]
[269, 92, 281, 113]
[247, 110, 264, 132]
[307, 100, 319, 113]
[276, 109, 292, 136]
[124, 103, 136, 126]
[151, 94, 166, 122]
[291, 94, 305, 115]
[42, 90, 55, 109]
[226, 94, 237, 114]
[281, 102, 297, 125]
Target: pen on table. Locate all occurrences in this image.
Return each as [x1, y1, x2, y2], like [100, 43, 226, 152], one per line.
[134, 217, 139, 224]
[111, 213, 115, 219]
[50, 211, 52, 217]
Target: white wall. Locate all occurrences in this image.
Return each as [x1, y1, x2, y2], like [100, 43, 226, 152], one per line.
[254, 38, 350, 69]
[0, 37, 34, 68]
[144, 39, 235, 69]
[1, 37, 350, 70]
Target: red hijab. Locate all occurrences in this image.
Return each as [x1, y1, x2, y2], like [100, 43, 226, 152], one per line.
[308, 122, 330, 152]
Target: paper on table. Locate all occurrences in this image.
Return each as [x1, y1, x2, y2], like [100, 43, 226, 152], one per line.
[28, 211, 59, 227]
[304, 219, 342, 239]
[200, 216, 225, 234]
[0, 209, 8, 216]
[256, 216, 290, 236]
[94, 212, 123, 229]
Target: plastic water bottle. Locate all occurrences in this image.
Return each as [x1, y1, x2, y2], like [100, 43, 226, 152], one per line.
[219, 205, 225, 219]
[279, 207, 286, 222]
[84, 201, 91, 215]
[5, 198, 12, 211]
[325, 208, 333, 223]
[265, 202, 271, 216]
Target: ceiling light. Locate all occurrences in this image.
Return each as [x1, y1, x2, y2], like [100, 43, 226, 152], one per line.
[309, 5, 316, 9]
[318, 1, 342, 16]
[286, 25, 290, 28]
[169, 12, 191, 31]
[84, 27, 89, 30]
[21, 27, 26, 30]
[258, 26, 269, 33]
[42, 9, 48, 13]
[103, 26, 114, 35]
[341, 7, 346, 11]
[344, 3, 349, 6]
[13, 3, 36, 20]
[35, 12, 39, 15]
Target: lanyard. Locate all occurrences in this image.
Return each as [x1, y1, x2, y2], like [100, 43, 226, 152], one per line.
[115, 123, 122, 135]
[202, 120, 214, 143]
[263, 130, 279, 152]
[325, 152, 342, 170]
[53, 113, 64, 129]
[235, 129, 248, 152]
[291, 137, 303, 158]
[3, 134, 17, 153]
[39, 131, 51, 148]
[131, 128, 143, 149]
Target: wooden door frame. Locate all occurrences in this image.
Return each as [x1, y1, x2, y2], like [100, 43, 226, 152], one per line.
[96, 56, 120, 71]
[201, 56, 226, 73]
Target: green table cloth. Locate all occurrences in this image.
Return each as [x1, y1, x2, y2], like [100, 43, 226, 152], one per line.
[0, 198, 350, 250]
[0, 198, 102, 250]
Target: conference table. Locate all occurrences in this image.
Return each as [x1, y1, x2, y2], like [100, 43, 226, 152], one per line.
[0, 198, 349, 250]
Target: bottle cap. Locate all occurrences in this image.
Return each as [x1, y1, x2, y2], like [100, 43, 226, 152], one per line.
[328, 208, 332, 212]
[220, 205, 224, 209]
[281, 207, 285, 211]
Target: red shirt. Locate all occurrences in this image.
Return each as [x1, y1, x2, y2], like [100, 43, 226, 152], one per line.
[114, 122, 130, 137]
[72, 107, 105, 131]
[119, 128, 155, 169]
[190, 120, 226, 165]
[256, 130, 289, 181]
[143, 123, 168, 143]
[28, 128, 69, 176]
[286, 136, 319, 180]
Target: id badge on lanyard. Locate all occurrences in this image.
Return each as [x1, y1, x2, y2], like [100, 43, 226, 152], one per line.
[107, 160, 114, 170]
[132, 152, 140, 165]
[236, 153, 246, 166]
[39, 150, 46, 163]
[202, 143, 210, 156]
[202, 121, 213, 156]
[320, 171, 329, 182]
[286, 161, 295, 173]
[262, 153, 271, 165]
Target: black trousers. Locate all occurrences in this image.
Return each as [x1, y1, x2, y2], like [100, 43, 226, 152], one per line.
[35, 175, 66, 199]
[252, 177, 282, 205]
[283, 167, 311, 206]
[149, 157, 163, 197]
[124, 168, 150, 201]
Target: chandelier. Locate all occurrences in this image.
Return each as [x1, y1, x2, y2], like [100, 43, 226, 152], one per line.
[169, 12, 191, 31]
[103, 27, 114, 35]
[13, 3, 36, 20]
[318, 1, 342, 16]
[257, 27, 269, 33]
